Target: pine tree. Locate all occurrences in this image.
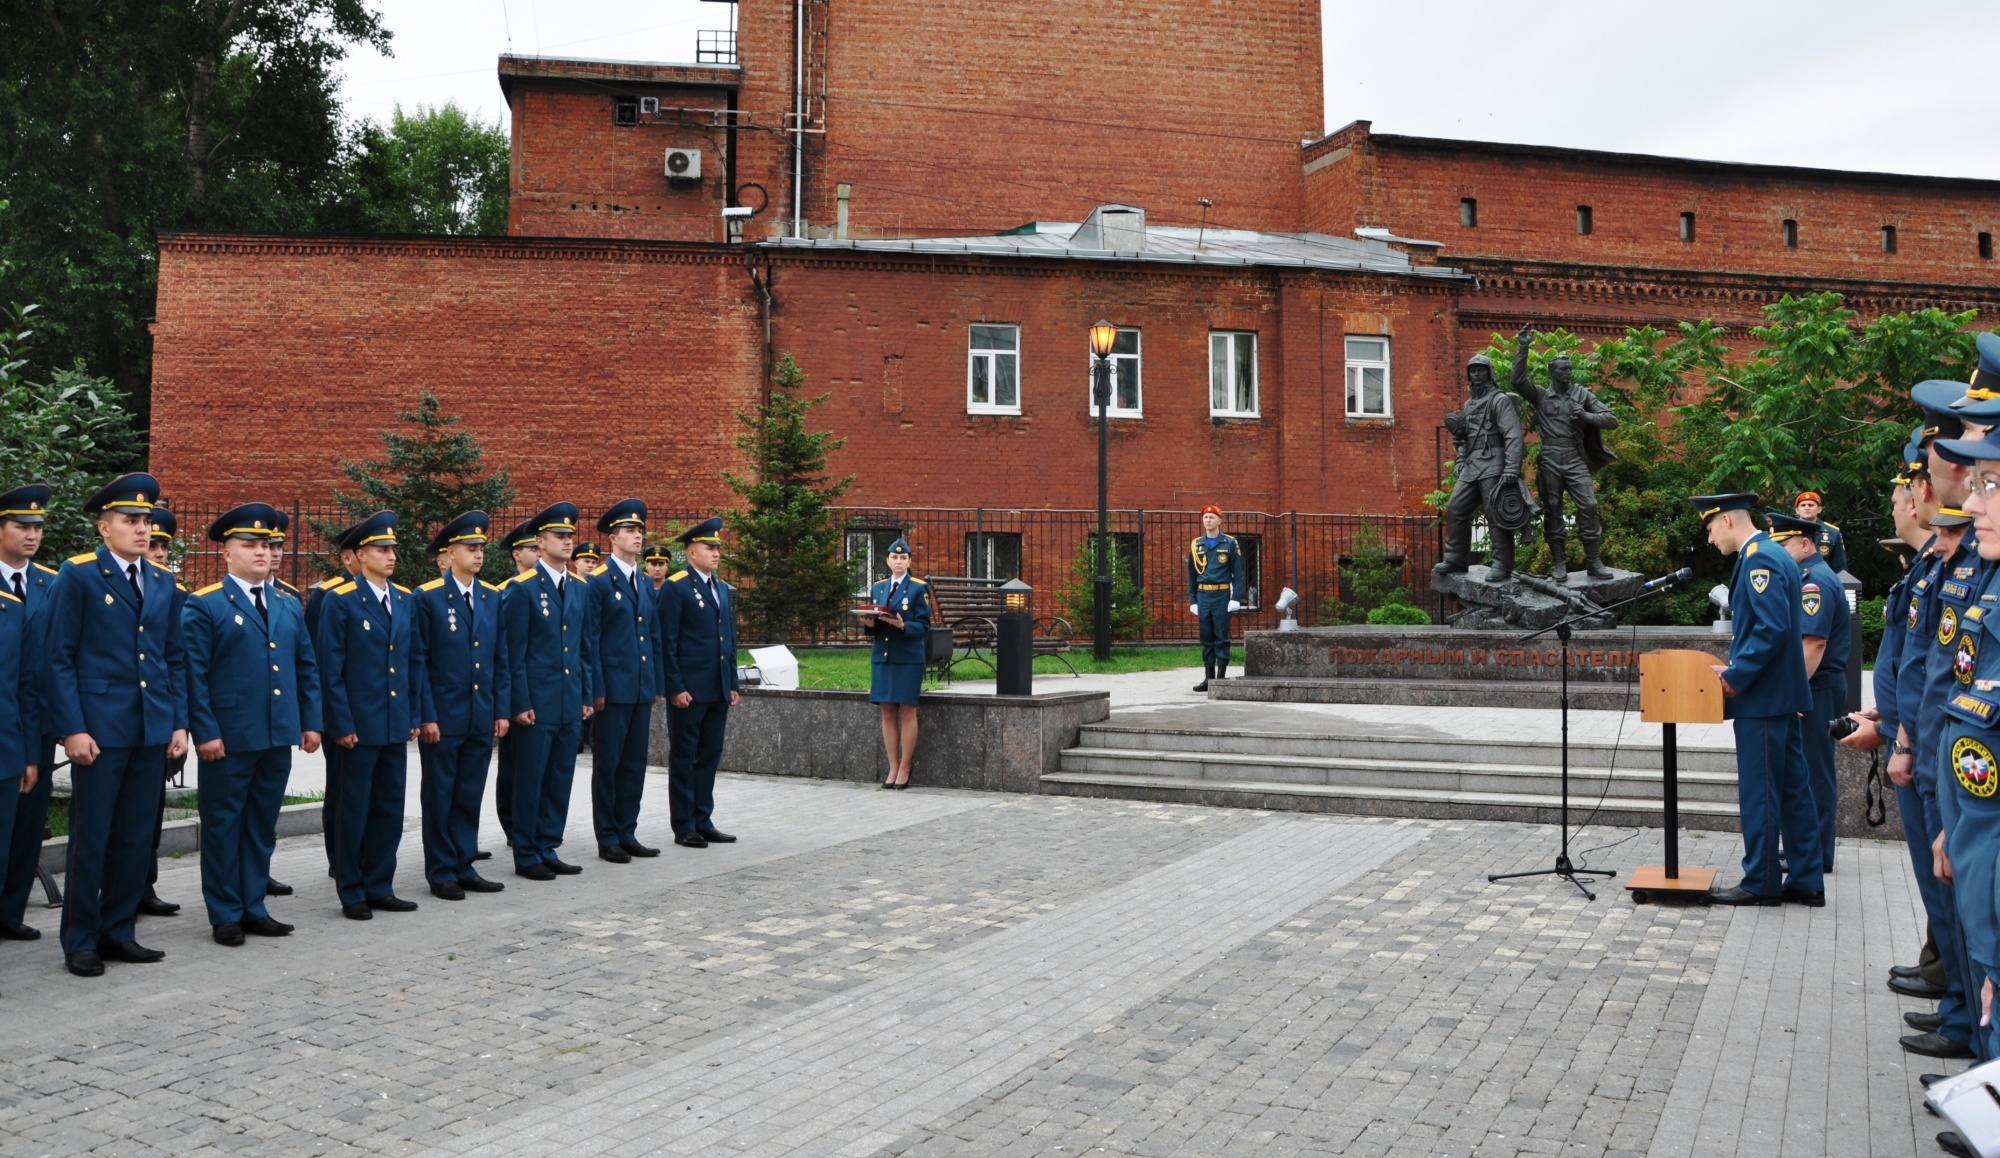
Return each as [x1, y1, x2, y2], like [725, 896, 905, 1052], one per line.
[1055, 536, 1151, 641]
[724, 354, 855, 642]
[315, 392, 516, 589]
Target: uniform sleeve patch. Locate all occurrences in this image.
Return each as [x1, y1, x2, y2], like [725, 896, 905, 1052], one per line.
[1950, 693, 2000, 724]
[1750, 569, 1771, 593]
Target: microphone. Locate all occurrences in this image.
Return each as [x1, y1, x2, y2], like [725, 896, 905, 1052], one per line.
[1642, 567, 1695, 591]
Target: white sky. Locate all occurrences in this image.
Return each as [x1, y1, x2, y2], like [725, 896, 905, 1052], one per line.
[337, 0, 2000, 180]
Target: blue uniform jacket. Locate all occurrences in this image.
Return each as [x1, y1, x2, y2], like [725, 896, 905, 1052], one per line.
[659, 569, 739, 703]
[501, 564, 594, 724]
[1720, 531, 1813, 718]
[413, 575, 510, 737]
[868, 575, 932, 666]
[1814, 520, 1848, 576]
[1798, 553, 1849, 680]
[184, 578, 322, 751]
[1898, 544, 1945, 734]
[1922, 533, 1993, 771]
[317, 578, 420, 745]
[11, 562, 58, 744]
[587, 560, 661, 705]
[1186, 534, 1247, 603]
[44, 545, 187, 747]
[1875, 566, 1911, 745]
[1944, 574, 2000, 731]
[0, 592, 42, 779]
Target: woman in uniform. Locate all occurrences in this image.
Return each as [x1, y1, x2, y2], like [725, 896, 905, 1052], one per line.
[866, 539, 930, 789]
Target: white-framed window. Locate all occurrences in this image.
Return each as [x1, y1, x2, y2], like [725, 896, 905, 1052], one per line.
[1344, 336, 1392, 418]
[968, 323, 1020, 414]
[845, 528, 905, 595]
[1088, 328, 1142, 418]
[1209, 331, 1258, 418]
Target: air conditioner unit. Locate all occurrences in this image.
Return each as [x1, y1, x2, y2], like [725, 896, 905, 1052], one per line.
[664, 148, 702, 181]
[639, 96, 660, 116]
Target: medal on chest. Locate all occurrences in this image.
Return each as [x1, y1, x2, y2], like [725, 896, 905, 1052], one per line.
[449, 609, 458, 633]
[234, 614, 244, 626]
[363, 619, 372, 631]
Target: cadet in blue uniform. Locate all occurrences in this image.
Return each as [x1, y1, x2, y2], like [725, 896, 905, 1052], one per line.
[1791, 491, 1847, 576]
[866, 538, 930, 789]
[317, 511, 422, 920]
[644, 542, 673, 594]
[1186, 505, 1246, 693]
[45, 473, 189, 976]
[412, 511, 510, 899]
[492, 519, 543, 854]
[0, 553, 40, 994]
[1690, 492, 1824, 906]
[0, 483, 57, 943]
[500, 502, 595, 879]
[1769, 511, 1850, 873]
[588, 499, 662, 862]
[659, 517, 739, 848]
[182, 503, 322, 944]
[138, 504, 188, 918]
[304, 539, 359, 881]
[257, 512, 300, 899]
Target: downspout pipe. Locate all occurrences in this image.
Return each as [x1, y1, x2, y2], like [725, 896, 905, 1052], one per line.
[792, 0, 805, 238]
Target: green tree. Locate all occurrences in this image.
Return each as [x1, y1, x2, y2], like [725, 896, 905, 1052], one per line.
[317, 392, 516, 589]
[1320, 520, 1414, 624]
[724, 355, 856, 642]
[328, 103, 509, 236]
[1055, 536, 1151, 641]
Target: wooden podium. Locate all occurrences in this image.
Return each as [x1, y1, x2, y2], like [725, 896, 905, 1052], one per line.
[1627, 649, 1723, 901]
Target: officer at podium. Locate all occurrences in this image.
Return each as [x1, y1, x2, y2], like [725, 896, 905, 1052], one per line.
[1768, 510, 1849, 874]
[1689, 492, 1823, 907]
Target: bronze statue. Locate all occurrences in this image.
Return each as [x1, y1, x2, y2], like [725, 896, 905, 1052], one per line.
[1435, 353, 1536, 582]
[1512, 325, 1619, 582]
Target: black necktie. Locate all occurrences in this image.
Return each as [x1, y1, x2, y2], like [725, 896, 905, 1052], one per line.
[461, 584, 474, 626]
[8, 571, 21, 602]
[252, 584, 267, 623]
[126, 563, 144, 608]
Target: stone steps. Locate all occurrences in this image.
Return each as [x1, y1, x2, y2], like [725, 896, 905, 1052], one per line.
[1074, 722, 1738, 773]
[1210, 675, 1651, 712]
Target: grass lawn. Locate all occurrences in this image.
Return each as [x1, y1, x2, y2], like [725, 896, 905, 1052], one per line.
[742, 645, 1206, 692]
[45, 790, 326, 839]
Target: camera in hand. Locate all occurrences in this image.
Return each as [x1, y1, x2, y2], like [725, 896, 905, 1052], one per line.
[1827, 715, 1861, 741]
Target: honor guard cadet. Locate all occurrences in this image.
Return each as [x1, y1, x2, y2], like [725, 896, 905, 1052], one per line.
[1791, 491, 1848, 575]
[45, 473, 190, 976]
[316, 511, 423, 920]
[138, 503, 188, 918]
[0, 483, 57, 943]
[412, 511, 510, 900]
[659, 517, 739, 848]
[644, 542, 673, 593]
[1768, 511, 1850, 873]
[500, 502, 595, 880]
[1186, 506, 1247, 693]
[182, 504, 322, 945]
[573, 541, 601, 581]
[1689, 492, 1824, 907]
[588, 499, 663, 863]
[268, 510, 302, 600]
[491, 518, 543, 853]
[0, 552, 41, 994]
[305, 533, 360, 881]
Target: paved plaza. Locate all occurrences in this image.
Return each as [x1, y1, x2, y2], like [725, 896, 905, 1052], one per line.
[0, 754, 1946, 1157]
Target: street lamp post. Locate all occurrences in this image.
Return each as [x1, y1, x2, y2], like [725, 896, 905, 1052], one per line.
[1088, 319, 1118, 662]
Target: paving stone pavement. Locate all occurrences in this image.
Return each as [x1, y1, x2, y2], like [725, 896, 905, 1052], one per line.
[0, 773, 1951, 1157]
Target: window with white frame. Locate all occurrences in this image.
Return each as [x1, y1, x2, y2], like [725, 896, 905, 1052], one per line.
[967, 324, 1020, 414]
[845, 528, 905, 595]
[1088, 328, 1141, 418]
[1344, 336, 1392, 418]
[1209, 331, 1258, 417]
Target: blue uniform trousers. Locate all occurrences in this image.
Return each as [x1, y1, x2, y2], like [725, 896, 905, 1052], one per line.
[1197, 590, 1232, 671]
[1731, 715, 1824, 896]
[1802, 674, 1845, 873]
[0, 744, 54, 925]
[668, 700, 728, 837]
[591, 701, 652, 849]
[0, 777, 18, 928]
[1922, 745, 1979, 1048]
[197, 747, 291, 925]
[509, 719, 580, 868]
[60, 745, 167, 954]
[494, 729, 516, 846]
[333, 743, 407, 906]
[321, 745, 345, 877]
[419, 734, 494, 885]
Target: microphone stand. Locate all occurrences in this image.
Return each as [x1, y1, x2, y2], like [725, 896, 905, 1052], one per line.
[1487, 575, 1686, 899]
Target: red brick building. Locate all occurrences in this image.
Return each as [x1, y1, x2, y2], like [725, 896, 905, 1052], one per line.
[149, 0, 2000, 593]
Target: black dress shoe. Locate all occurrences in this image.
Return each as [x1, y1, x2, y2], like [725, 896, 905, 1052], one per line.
[620, 842, 661, 858]
[65, 951, 104, 977]
[1892, 963, 1925, 980]
[1902, 1032, 1976, 1059]
[1780, 887, 1826, 907]
[212, 923, 246, 947]
[1192, 679, 1210, 693]
[265, 878, 294, 897]
[1708, 886, 1782, 906]
[1922, 1073, 1948, 1087]
[696, 828, 736, 843]
[367, 895, 418, 912]
[1892, 975, 1951, 999]
[459, 874, 505, 893]
[1907, 1011, 1946, 1032]
[675, 833, 708, 849]
[342, 902, 374, 920]
[137, 893, 181, 917]
[430, 881, 467, 900]
[472, 850, 493, 862]
[242, 915, 294, 937]
[516, 863, 556, 881]
[1940, 1130, 1975, 1158]
[598, 845, 632, 864]
[548, 858, 582, 875]
[99, 941, 165, 964]
[0, 921, 41, 941]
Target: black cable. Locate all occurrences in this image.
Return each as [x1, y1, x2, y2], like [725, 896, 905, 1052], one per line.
[1571, 618, 1645, 869]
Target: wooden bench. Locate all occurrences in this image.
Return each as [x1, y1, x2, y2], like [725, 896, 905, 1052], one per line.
[923, 576, 1079, 680]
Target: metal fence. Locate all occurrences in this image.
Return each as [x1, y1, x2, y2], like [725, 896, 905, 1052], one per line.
[155, 502, 1445, 643]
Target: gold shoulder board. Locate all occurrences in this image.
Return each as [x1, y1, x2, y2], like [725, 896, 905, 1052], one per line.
[194, 582, 224, 596]
[68, 551, 96, 565]
[667, 570, 689, 582]
[332, 581, 358, 595]
[419, 578, 446, 591]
